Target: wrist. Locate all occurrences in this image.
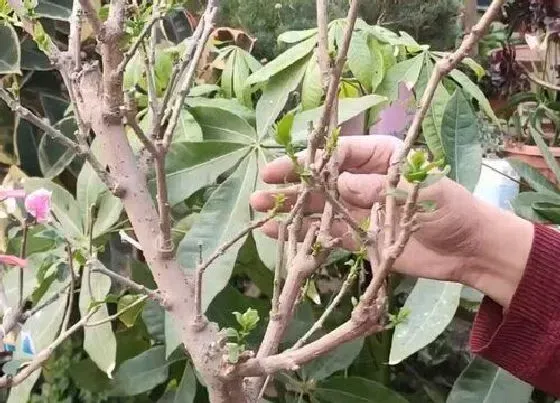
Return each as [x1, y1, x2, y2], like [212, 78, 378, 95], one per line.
[464, 201, 534, 308]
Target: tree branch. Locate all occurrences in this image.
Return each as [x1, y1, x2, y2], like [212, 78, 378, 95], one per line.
[161, 5, 218, 149]
[90, 261, 167, 306]
[78, 0, 102, 37]
[116, 13, 162, 75]
[194, 212, 275, 324]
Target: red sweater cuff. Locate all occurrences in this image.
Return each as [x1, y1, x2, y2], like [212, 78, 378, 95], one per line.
[470, 224, 560, 395]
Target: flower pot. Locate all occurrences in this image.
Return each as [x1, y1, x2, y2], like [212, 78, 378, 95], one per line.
[503, 141, 560, 184]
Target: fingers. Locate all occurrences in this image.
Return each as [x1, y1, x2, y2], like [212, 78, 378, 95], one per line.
[251, 173, 387, 214]
[337, 172, 386, 209]
[261, 218, 360, 250]
[250, 186, 326, 213]
[261, 135, 403, 184]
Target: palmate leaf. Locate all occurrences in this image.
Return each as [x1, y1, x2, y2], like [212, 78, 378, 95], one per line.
[0, 23, 21, 74]
[389, 279, 462, 365]
[447, 357, 532, 403]
[291, 95, 387, 143]
[256, 55, 309, 139]
[511, 191, 560, 223]
[245, 36, 316, 87]
[377, 52, 426, 101]
[79, 260, 117, 378]
[163, 142, 249, 205]
[441, 89, 482, 192]
[177, 153, 258, 312]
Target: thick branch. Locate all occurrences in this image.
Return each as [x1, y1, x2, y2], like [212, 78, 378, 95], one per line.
[78, 0, 102, 37]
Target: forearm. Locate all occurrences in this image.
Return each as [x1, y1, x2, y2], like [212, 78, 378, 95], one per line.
[464, 200, 534, 308]
[470, 224, 560, 396]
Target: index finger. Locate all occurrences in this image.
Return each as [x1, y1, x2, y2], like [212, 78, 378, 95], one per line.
[262, 135, 403, 184]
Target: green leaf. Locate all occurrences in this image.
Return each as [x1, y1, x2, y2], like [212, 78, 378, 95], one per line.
[378, 52, 425, 101]
[447, 357, 532, 403]
[416, 60, 449, 160]
[274, 113, 294, 147]
[9, 279, 68, 403]
[15, 119, 41, 177]
[277, 28, 317, 44]
[38, 117, 78, 178]
[35, 0, 72, 20]
[0, 23, 21, 74]
[162, 142, 249, 205]
[529, 125, 560, 184]
[510, 192, 555, 222]
[292, 95, 387, 143]
[24, 178, 84, 240]
[507, 158, 559, 195]
[20, 38, 52, 71]
[189, 105, 257, 144]
[302, 338, 364, 381]
[347, 30, 375, 92]
[315, 376, 409, 403]
[174, 108, 203, 142]
[532, 201, 560, 222]
[118, 294, 146, 327]
[186, 97, 255, 126]
[142, 299, 165, 343]
[301, 52, 323, 110]
[221, 49, 234, 98]
[69, 359, 111, 393]
[177, 154, 257, 312]
[174, 361, 196, 403]
[108, 346, 169, 396]
[256, 54, 309, 139]
[448, 68, 499, 125]
[77, 157, 122, 238]
[79, 259, 117, 377]
[3, 262, 36, 306]
[6, 372, 41, 403]
[252, 149, 279, 269]
[441, 89, 482, 192]
[246, 36, 316, 86]
[232, 49, 251, 105]
[165, 313, 182, 358]
[368, 39, 385, 92]
[389, 279, 462, 365]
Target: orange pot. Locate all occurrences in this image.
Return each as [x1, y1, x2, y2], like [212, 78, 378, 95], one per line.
[503, 141, 560, 184]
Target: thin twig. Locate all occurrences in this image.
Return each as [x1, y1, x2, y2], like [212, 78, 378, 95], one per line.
[141, 41, 159, 124]
[271, 222, 286, 316]
[0, 309, 97, 388]
[116, 13, 162, 75]
[18, 221, 28, 308]
[123, 92, 156, 155]
[161, 6, 218, 149]
[91, 262, 166, 306]
[85, 295, 148, 327]
[61, 243, 75, 331]
[194, 212, 275, 323]
[68, 0, 83, 70]
[293, 264, 360, 349]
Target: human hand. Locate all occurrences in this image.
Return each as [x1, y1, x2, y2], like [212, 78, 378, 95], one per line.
[250, 135, 534, 308]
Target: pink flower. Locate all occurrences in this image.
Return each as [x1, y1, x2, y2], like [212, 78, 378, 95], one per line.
[0, 255, 27, 267]
[0, 189, 26, 201]
[25, 189, 52, 223]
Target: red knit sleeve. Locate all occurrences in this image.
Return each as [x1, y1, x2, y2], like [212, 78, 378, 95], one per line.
[470, 224, 560, 396]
